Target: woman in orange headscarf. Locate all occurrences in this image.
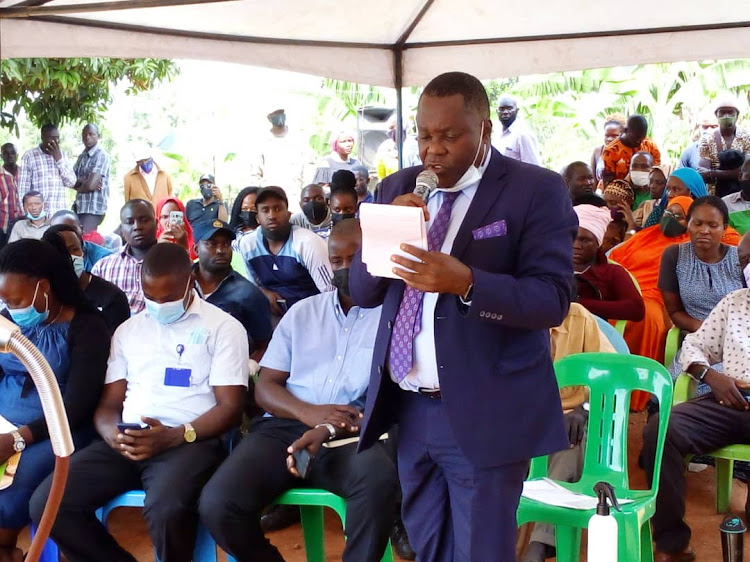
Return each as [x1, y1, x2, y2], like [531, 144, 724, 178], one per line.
[155, 197, 197, 260]
[609, 195, 740, 410]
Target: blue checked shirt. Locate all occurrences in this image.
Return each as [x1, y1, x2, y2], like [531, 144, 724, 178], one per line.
[73, 144, 111, 215]
[18, 146, 76, 215]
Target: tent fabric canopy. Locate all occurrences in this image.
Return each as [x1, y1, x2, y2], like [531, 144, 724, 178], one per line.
[0, 0, 748, 87]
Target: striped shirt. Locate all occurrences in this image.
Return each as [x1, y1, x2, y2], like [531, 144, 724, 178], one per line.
[73, 144, 111, 215]
[0, 169, 22, 233]
[91, 246, 146, 316]
[239, 225, 333, 307]
[17, 146, 76, 215]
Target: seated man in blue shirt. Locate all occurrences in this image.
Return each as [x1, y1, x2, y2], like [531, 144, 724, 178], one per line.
[50, 209, 113, 271]
[193, 219, 272, 362]
[200, 219, 398, 562]
[239, 186, 333, 317]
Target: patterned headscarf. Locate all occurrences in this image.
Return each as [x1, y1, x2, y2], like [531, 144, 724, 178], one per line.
[603, 180, 635, 206]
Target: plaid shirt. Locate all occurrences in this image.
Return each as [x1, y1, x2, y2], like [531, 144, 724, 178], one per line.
[73, 144, 111, 215]
[0, 169, 22, 233]
[91, 246, 144, 316]
[18, 146, 76, 215]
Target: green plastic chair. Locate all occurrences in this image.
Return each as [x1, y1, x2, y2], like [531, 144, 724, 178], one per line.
[663, 327, 680, 368]
[673, 373, 750, 513]
[517, 353, 673, 562]
[226, 488, 394, 562]
[614, 320, 627, 336]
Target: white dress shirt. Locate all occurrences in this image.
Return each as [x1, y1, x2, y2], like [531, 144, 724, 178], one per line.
[494, 120, 541, 166]
[106, 292, 249, 427]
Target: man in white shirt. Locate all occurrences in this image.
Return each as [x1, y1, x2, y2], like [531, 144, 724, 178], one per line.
[642, 256, 750, 562]
[495, 95, 541, 166]
[31, 243, 249, 562]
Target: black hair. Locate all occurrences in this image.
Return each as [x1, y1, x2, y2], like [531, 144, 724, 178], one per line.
[50, 209, 80, 224]
[563, 161, 590, 181]
[329, 217, 362, 243]
[627, 115, 648, 134]
[330, 184, 358, 208]
[632, 151, 654, 163]
[1, 143, 14, 151]
[120, 198, 154, 220]
[83, 123, 99, 134]
[351, 164, 369, 177]
[22, 190, 43, 205]
[229, 186, 261, 230]
[142, 243, 191, 280]
[572, 194, 608, 207]
[688, 195, 729, 226]
[0, 239, 93, 312]
[421, 72, 490, 118]
[40, 123, 58, 135]
[43, 224, 83, 246]
[331, 169, 356, 190]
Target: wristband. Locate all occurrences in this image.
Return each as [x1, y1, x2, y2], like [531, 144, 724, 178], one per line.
[314, 423, 337, 441]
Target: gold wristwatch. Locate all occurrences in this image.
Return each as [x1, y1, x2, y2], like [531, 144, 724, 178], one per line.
[183, 423, 197, 443]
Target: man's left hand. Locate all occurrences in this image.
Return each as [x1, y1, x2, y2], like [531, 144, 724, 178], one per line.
[117, 417, 182, 462]
[563, 405, 588, 448]
[286, 426, 330, 477]
[391, 244, 473, 295]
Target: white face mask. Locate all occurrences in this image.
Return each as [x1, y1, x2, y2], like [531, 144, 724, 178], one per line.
[744, 263, 750, 288]
[439, 122, 489, 193]
[630, 171, 650, 187]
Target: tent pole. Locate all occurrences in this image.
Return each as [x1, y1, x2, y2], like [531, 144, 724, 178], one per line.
[394, 47, 404, 170]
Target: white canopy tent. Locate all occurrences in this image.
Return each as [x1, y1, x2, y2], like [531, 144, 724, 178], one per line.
[0, 0, 748, 162]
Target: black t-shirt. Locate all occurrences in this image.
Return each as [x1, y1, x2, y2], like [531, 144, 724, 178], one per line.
[85, 275, 131, 335]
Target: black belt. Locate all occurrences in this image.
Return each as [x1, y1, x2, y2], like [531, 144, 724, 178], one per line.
[417, 387, 442, 400]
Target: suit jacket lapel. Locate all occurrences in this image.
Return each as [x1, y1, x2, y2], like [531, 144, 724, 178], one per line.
[451, 149, 509, 258]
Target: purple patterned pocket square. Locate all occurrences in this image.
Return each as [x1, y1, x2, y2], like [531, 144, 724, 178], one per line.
[472, 220, 507, 240]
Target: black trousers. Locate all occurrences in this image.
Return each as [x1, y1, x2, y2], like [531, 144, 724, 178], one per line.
[643, 394, 750, 553]
[30, 438, 225, 562]
[199, 417, 398, 562]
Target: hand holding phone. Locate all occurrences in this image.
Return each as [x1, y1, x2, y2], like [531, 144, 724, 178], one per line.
[169, 211, 184, 227]
[117, 422, 148, 433]
[292, 448, 315, 479]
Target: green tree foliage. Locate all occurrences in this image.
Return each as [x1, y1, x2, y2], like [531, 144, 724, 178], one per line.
[1, 58, 178, 134]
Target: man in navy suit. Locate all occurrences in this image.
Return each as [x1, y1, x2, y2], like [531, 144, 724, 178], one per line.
[350, 72, 578, 561]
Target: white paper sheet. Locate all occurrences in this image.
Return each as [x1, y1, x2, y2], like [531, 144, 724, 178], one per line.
[0, 414, 16, 434]
[522, 478, 633, 510]
[359, 203, 427, 280]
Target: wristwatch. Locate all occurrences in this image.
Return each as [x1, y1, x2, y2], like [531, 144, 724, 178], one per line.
[183, 423, 197, 443]
[314, 423, 337, 441]
[693, 366, 710, 382]
[11, 430, 25, 452]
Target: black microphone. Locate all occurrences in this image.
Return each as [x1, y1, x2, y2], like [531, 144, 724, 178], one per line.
[413, 170, 438, 201]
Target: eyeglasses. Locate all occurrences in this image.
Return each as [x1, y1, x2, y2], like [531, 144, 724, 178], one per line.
[664, 210, 686, 221]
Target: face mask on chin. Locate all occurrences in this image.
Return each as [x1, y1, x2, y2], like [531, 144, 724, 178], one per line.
[262, 222, 292, 243]
[660, 215, 688, 238]
[630, 171, 650, 187]
[439, 122, 488, 193]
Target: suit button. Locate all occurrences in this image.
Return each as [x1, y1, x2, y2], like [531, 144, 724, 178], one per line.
[480, 311, 486, 318]
[378, 365, 383, 374]
[497, 314, 503, 320]
[491, 313, 498, 320]
[387, 321, 393, 330]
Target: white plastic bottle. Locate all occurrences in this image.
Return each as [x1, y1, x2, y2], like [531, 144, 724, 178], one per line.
[587, 482, 621, 562]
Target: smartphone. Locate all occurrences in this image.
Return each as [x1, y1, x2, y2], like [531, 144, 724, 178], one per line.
[292, 448, 315, 479]
[169, 211, 184, 227]
[276, 299, 288, 314]
[117, 422, 148, 433]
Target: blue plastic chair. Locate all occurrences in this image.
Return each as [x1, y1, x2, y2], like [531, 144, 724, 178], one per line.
[28, 523, 59, 562]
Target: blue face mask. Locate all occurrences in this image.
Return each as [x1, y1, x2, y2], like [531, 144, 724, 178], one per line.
[71, 254, 85, 278]
[26, 210, 46, 221]
[8, 281, 49, 328]
[139, 158, 154, 173]
[144, 280, 191, 325]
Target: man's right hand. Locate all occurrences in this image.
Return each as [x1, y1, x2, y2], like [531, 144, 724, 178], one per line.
[706, 370, 749, 411]
[299, 404, 362, 431]
[391, 193, 430, 221]
[260, 288, 285, 316]
[46, 140, 63, 162]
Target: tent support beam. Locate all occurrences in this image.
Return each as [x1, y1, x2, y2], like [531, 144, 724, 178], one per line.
[394, 47, 404, 170]
[9, 1, 55, 7]
[396, 0, 435, 47]
[0, 0, 235, 19]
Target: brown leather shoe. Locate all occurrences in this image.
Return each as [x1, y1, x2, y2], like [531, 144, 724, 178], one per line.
[654, 548, 696, 562]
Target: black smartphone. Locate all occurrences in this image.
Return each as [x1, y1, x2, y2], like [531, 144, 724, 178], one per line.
[276, 299, 288, 314]
[292, 448, 315, 479]
[117, 423, 147, 433]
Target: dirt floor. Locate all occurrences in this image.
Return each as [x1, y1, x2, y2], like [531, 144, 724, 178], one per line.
[19, 411, 750, 560]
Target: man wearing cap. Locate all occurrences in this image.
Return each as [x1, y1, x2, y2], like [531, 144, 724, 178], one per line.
[123, 147, 174, 205]
[249, 109, 308, 212]
[239, 186, 333, 317]
[193, 219, 272, 361]
[699, 96, 750, 188]
[186, 174, 228, 227]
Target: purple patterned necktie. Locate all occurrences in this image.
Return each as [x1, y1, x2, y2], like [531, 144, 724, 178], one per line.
[389, 191, 460, 382]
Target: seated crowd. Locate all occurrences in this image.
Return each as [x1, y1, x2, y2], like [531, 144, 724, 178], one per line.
[0, 93, 748, 562]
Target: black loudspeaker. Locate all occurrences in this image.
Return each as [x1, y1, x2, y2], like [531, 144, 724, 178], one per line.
[357, 106, 395, 169]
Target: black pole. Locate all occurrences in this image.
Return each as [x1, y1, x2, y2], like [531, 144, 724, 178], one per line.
[394, 47, 404, 170]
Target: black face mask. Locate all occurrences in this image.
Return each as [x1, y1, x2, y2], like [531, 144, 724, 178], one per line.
[302, 201, 328, 224]
[262, 222, 292, 243]
[331, 212, 356, 226]
[660, 216, 688, 238]
[610, 208, 624, 221]
[740, 180, 750, 200]
[332, 267, 350, 297]
[200, 186, 213, 200]
[239, 210, 258, 229]
[270, 114, 286, 128]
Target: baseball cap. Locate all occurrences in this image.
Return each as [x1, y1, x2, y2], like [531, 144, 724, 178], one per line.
[199, 173, 215, 184]
[193, 219, 236, 242]
[255, 186, 288, 206]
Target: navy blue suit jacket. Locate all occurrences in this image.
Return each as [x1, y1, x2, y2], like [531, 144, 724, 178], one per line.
[351, 149, 578, 468]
